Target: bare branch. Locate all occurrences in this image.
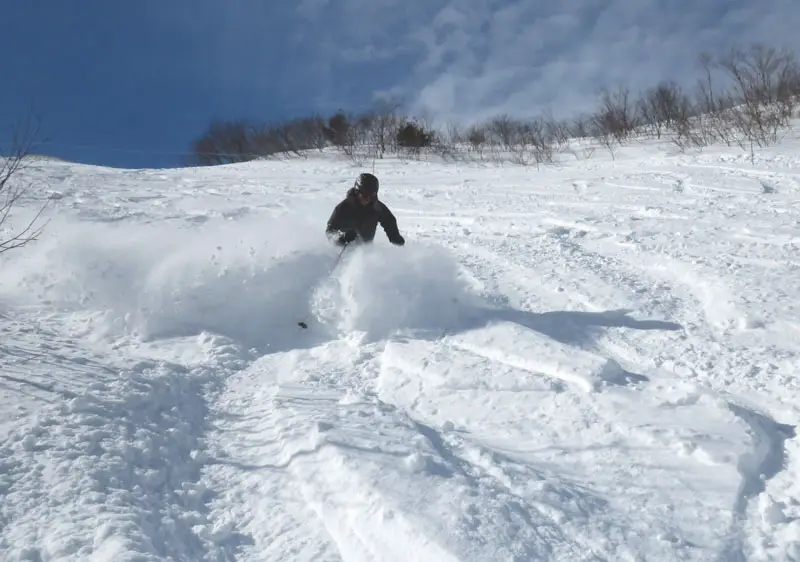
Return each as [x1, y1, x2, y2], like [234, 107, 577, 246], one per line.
[0, 109, 50, 255]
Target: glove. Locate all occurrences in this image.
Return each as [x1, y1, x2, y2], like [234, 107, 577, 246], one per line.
[390, 234, 405, 246]
[337, 230, 357, 246]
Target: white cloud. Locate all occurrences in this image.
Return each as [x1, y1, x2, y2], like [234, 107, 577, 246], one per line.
[152, 0, 800, 123]
[368, 0, 800, 123]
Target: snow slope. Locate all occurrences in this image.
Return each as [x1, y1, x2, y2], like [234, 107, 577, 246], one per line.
[0, 132, 799, 561]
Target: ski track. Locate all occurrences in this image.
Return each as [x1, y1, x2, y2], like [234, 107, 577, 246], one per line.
[1, 135, 800, 561]
[208, 345, 598, 562]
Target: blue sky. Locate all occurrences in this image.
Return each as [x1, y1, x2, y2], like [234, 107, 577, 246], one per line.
[2, 0, 799, 168]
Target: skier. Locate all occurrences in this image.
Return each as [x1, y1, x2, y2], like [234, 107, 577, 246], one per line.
[326, 173, 405, 247]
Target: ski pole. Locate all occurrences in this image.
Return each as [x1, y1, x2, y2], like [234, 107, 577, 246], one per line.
[329, 241, 349, 275]
[297, 242, 351, 330]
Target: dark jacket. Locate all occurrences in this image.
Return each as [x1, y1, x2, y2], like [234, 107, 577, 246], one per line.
[326, 187, 405, 246]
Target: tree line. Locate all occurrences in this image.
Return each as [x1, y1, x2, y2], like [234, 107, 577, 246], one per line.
[187, 42, 800, 167]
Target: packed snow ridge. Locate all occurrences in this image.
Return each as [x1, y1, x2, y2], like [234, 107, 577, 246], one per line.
[1, 126, 799, 561]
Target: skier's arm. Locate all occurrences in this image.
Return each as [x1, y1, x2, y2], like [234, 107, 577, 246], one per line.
[326, 202, 354, 246]
[378, 204, 405, 246]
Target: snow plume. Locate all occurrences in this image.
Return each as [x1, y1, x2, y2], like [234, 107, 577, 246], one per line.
[0, 212, 336, 352]
[312, 242, 478, 341]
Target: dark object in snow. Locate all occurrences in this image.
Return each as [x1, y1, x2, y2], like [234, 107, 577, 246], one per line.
[298, 321, 308, 329]
[326, 173, 405, 247]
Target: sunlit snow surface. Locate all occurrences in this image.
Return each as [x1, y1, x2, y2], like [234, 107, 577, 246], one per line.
[0, 135, 799, 561]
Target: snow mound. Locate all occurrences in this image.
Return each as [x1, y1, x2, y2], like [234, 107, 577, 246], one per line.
[311, 243, 478, 341]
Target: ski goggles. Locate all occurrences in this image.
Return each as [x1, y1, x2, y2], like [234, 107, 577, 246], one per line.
[357, 189, 377, 202]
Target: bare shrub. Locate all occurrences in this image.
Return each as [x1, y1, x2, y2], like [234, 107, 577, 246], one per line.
[526, 117, 556, 168]
[254, 118, 323, 157]
[673, 44, 800, 153]
[248, 122, 285, 157]
[396, 121, 435, 159]
[638, 81, 692, 138]
[466, 125, 488, 160]
[188, 42, 800, 166]
[190, 115, 331, 164]
[488, 114, 516, 152]
[1, 112, 49, 254]
[190, 120, 256, 165]
[363, 99, 403, 158]
[322, 110, 372, 161]
[542, 110, 573, 153]
[718, 43, 800, 147]
[509, 121, 535, 166]
[433, 120, 463, 160]
[288, 116, 328, 152]
[587, 87, 640, 158]
[444, 120, 463, 146]
[569, 113, 592, 139]
[589, 116, 619, 159]
[597, 86, 639, 140]
[478, 116, 553, 167]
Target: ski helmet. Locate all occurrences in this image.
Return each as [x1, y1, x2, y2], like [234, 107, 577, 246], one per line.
[355, 172, 379, 196]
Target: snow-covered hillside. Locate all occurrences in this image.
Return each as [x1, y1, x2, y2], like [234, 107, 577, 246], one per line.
[0, 131, 799, 561]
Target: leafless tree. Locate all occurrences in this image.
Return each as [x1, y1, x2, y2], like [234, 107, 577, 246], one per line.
[525, 117, 556, 168]
[569, 113, 592, 139]
[588, 86, 641, 158]
[542, 110, 572, 153]
[287, 115, 328, 152]
[696, 52, 721, 115]
[433, 120, 463, 160]
[487, 114, 516, 151]
[443, 120, 463, 146]
[1, 112, 49, 254]
[466, 124, 488, 159]
[507, 120, 534, 166]
[322, 110, 372, 161]
[597, 86, 639, 141]
[190, 120, 256, 165]
[589, 112, 620, 160]
[364, 98, 403, 158]
[638, 81, 692, 138]
[718, 43, 800, 147]
[687, 51, 744, 148]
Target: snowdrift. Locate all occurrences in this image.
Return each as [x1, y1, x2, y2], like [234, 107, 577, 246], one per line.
[311, 242, 482, 342]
